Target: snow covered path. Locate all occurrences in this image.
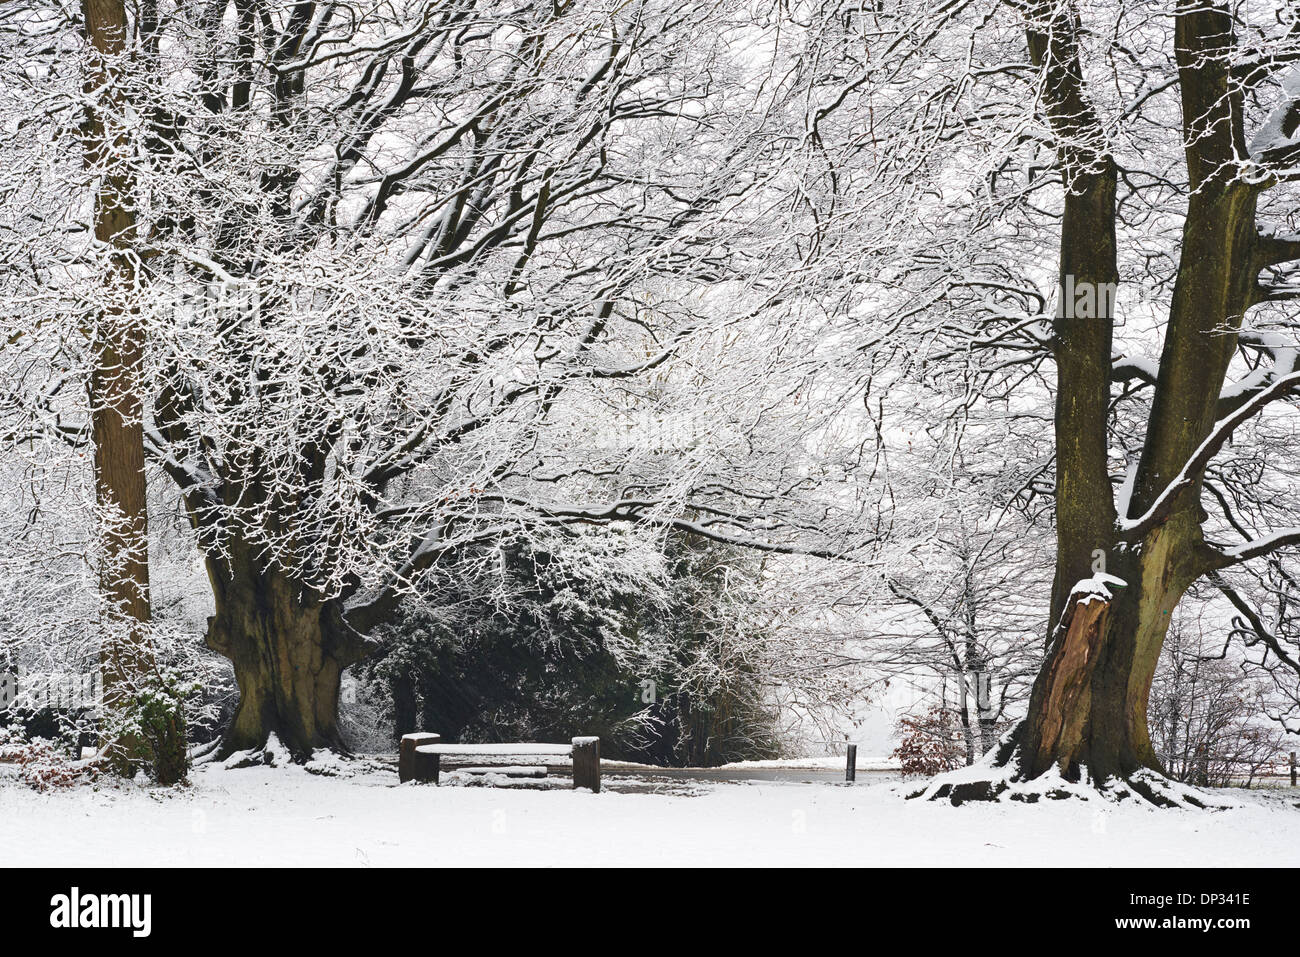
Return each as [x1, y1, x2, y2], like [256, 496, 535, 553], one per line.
[2, 763, 1298, 867]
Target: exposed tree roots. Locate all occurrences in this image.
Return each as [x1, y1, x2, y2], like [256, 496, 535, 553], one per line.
[197, 736, 388, 779]
[907, 733, 1239, 809]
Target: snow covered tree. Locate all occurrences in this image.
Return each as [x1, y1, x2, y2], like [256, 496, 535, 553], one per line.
[893, 0, 1300, 802]
[2, 1, 885, 762]
[15, 0, 1295, 796]
[0, 0, 188, 780]
[877, 509, 1047, 764]
[362, 527, 796, 766]
[1149, 612, 1291, 787]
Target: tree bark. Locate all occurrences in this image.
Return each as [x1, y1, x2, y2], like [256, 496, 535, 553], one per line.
[1028, 1, 1260, 792]
[80, 0, 186, 783]
[929, 2, 1269, 803]
[206, 552, 367, 760]
[1017, 526, 1200, 783]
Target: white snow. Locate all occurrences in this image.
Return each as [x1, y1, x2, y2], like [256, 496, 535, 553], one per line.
[1115, 459, 1139, 521]
[418, 743, 574, 755]
[0, 761, 1296, 867]
[1068, 572, 1127, 606]
[1251, 66, 1300, 158]
[1222, 526, 1300, 561]
[716, 755, 900, 772]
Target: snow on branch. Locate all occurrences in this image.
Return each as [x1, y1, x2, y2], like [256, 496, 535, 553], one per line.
[1119, 371, 1300, 538]
[1249, 65, 1300, 172]
[1213, 527, 1300, 567]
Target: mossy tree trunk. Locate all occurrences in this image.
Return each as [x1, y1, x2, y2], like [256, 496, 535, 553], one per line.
[1017, 525, 1201, 784]
[962, 1, 1300, 799]
[205, 547, 368, 760]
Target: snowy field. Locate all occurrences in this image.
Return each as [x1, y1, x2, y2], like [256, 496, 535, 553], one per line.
[2, 762, 1298, 867]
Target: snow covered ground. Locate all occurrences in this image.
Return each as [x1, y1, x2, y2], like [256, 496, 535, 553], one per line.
[716, 755, 900, 771]
[2, 761, 1298, 867]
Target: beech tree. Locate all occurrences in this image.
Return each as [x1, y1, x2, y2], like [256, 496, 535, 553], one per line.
[901, 0, 1300, 802]
[79, 0, 165, 776]
[3, 0, 895, 761]
[157, 0, 801, 760]
[10, 0, 1293, 794]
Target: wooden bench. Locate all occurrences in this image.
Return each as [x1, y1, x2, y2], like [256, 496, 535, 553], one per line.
[399, 733, 601, 792]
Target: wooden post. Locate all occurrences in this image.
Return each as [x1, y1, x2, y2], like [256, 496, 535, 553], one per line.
[572, 736, 600, 793]
[399, 732, 440, 783]
[1291, 751, 1296, 788]
[414, 747, 441, 785]
[846, 744, 857, 783]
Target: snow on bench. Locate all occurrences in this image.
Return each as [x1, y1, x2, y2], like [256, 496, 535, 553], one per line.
[399, 733, 600, 792]
[418, 743, 574, 757]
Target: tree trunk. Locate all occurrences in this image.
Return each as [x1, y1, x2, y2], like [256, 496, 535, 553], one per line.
[930, 519, 1203, 804]
[978, 715, 998, 759]
[80, 0, 187, 783]
[957, 694, 976, 766]
[206, 560, 366, 760]
[1005, 183, 1259, 800]
[925, 512, 1215, 805]
[1018, 554, 1180, 784]
[924, 2, 1265, 806]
